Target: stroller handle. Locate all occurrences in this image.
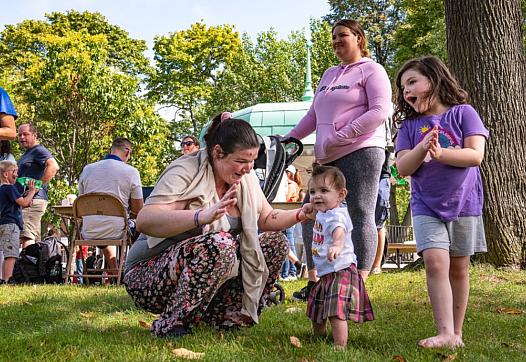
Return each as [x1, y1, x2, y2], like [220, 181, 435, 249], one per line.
[280, 136, 303, 168]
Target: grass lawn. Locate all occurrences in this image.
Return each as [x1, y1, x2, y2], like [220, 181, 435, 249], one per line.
[1, 264, 525, 361]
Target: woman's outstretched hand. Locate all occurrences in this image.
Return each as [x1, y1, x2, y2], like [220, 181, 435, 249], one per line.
[199, 183, 238, 225]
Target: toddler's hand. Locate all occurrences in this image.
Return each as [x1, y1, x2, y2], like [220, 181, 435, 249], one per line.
[328, 245, 342, 262]
[301, 203, 316, 220]
[26, 179, 37, 193]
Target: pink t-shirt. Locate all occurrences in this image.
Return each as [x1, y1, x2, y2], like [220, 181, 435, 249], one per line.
[286, 58, 392, 164]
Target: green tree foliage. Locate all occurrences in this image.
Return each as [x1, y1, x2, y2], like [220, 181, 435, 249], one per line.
[0, 11, 172, 225]
[323, 0, 404, 72]
[208, 30, 306, 110]
[203, 20, 337, 127]
[47, 10, 150, 75]
[393, 0, 447, 70]
[309, 19, 339, 85]
[148, 22, 241, 135]
[150, 22, 337, 142]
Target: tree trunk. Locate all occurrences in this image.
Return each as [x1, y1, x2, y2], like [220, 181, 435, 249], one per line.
[445, 0, 526, 268]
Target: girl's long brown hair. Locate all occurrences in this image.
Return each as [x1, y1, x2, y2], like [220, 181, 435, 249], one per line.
[393, 55, 469, 126]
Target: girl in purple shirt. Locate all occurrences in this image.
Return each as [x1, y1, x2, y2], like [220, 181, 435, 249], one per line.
[394, 56, 489, 349]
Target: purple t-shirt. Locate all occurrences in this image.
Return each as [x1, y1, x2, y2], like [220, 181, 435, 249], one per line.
[395, 104, 489, 221]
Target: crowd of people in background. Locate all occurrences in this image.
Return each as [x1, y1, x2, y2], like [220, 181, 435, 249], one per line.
[0, 17, 489, 351]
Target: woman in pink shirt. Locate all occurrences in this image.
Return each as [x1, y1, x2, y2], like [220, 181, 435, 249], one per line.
[288, 19, 391, 300]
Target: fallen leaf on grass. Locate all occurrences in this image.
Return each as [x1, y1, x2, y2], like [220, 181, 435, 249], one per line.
[496, 307, 524, 315]
[22, 301, 32, 306]
[290, 336, 302, 348]
[138, 320, 151, 329]
[172, 348, 204, 359]
[392, 355, 406, 362]
[501, 341, 526, 352]
[436, 352, 456, 361]
[286, 307, 303, 313]
[481, 275, 508, 283]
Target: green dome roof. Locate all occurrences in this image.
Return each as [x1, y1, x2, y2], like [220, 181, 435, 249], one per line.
[232, 101, 315, 145]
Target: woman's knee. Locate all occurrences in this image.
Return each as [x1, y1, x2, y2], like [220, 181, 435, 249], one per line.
[199, 232, 238, 267]
[260, 231, 289, 258]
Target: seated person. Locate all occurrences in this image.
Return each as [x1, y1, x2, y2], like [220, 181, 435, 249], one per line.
[124, 112, 314, 338]
[78, 137, 143, 274]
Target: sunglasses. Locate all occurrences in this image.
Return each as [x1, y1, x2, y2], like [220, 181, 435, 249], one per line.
[181, 141, 195, 147]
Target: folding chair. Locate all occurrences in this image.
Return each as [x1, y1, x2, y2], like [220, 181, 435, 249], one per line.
[65, 192, 131, 286]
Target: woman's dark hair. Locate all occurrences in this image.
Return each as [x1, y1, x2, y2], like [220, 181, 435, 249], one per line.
[393, 55, 469, 125]
[0, 140, 12, 155]
[309, 165, 346, 191]
[204, 113, 259, 159]
[331, 19, 370, 58]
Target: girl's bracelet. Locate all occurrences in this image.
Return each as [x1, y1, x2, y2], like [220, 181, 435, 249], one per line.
[194, 209, 203, 228]
[295, 209, 303, 223]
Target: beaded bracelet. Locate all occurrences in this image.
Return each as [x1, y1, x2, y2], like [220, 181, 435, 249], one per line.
[194, 209, 203, 228]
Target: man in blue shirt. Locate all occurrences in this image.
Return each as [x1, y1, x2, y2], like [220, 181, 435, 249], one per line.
[0, 87, 17, 141]
[17, 124, 59, 247]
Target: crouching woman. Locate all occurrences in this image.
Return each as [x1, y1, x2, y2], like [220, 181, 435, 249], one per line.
[124, 113, 313, 337]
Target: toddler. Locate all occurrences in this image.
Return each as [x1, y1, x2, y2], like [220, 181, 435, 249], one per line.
[306, 165, 374, 347]
[0, 160, 37, 282]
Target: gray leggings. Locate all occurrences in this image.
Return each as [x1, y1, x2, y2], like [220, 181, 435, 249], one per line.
[302, 147, 384, 271]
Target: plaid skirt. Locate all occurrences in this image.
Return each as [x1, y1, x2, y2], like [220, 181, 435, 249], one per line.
[306, 264, 374, 324]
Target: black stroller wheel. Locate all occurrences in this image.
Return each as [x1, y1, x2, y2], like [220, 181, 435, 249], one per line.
[267, 282, 285, 306]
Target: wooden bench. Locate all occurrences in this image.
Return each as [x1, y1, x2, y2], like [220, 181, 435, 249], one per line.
[387, 242, 417, 268]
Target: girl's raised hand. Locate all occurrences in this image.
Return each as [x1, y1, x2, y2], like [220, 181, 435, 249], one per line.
[421, 126, 439, 152]
[428, 134, 443, 160]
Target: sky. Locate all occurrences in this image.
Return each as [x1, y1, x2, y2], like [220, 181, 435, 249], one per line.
[0, 0, 331, 53]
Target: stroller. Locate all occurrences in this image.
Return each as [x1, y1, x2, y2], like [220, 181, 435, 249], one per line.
[253, 135, 303, 306]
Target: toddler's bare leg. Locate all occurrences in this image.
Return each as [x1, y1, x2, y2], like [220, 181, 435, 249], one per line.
[330, 317, 348, 348]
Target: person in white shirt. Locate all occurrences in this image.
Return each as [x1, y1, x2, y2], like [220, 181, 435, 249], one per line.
[78, 137, 143, 274]
[306, 165, 374, 348]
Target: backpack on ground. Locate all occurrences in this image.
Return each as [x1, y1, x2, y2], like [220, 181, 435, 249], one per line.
[84, 253, 104, 286]
[8, 236, 68, 284]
